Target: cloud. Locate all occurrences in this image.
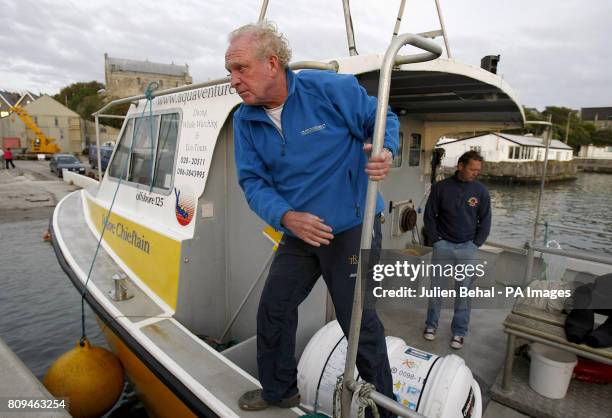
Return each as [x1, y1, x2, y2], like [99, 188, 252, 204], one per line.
[1, 0, 610, 110]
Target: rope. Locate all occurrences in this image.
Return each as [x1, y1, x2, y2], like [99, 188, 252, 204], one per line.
[332, 375, 344, 418]
[314, 336, 345, 414]
[145, 82, 159, 192]
[80, 82, 158, 344]
[355, 382, 380, 418]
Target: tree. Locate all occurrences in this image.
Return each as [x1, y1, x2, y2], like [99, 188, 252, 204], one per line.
[54, 81, 105, 117]
[591, 129, 612, 146]
[54, 81, 128, 128]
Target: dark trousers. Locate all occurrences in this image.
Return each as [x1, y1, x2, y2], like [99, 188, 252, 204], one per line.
[257, 217, 394, 417]
[6, 159, 15, 169]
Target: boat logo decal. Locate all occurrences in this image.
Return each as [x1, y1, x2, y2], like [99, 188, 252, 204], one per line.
[467, 197, 479, 207]
[402, 359, 417, 369]
[174, 187, 195, 226]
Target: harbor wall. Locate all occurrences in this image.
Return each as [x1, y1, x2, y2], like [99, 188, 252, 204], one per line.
[574, 158, 612, 174]
[441, 160, 577, 183]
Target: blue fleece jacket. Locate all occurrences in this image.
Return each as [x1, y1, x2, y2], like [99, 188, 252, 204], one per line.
[424, 173, 492, 246]
[233, 69, 399, 234]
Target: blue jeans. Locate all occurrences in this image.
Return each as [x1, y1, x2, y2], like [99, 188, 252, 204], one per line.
[426, 239, 479, 337]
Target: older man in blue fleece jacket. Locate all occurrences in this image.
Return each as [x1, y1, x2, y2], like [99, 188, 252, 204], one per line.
[227, 21, 399, 417]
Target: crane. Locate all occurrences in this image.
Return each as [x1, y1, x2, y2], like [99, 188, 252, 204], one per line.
[10, 105, 61, 154]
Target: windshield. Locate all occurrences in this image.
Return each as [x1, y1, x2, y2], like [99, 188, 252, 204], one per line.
[57, 156, 79, 164]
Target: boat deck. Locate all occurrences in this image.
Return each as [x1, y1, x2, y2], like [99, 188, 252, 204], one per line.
[490, 355, 611, 418]
[54, 189, 612, 417]
[52, 190, 302, 417]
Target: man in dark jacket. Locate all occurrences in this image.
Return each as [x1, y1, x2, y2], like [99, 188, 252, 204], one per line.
[227, 21, 398, 415]
[423, 150, 491, 349]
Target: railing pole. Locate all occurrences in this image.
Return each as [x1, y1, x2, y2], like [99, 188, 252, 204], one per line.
[523, 116, 553, 285]
[95, 115, 102, 181]
[340, 34, 441, 418]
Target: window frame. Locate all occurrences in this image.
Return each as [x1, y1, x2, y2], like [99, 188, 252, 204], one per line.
[408, 133, 421, 167]
[391, 132, 404, 168]
[106, 108, 182, 196]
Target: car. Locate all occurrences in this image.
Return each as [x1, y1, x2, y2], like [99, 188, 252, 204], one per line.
[49, 154, 86, 178]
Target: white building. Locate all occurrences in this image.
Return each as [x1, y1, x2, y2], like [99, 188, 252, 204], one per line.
[577, 144, 612, 159]
[437, 133, 574, 167]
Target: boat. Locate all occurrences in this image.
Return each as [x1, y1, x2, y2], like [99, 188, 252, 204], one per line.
[50, 1, 612, 417]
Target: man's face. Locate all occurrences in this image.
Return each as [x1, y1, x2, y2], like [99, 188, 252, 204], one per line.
[457, 159, 482, 182]
[225, 35, 277, 106]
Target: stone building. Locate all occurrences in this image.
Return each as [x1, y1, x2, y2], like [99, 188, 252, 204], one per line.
[581, 107, 612, 130]
[104, 53, 192, 98]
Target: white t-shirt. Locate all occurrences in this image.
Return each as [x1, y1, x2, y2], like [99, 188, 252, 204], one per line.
[264, 104, 284, 133]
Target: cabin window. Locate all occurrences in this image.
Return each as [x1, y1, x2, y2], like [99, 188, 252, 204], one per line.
[108, 119, 134, 179]
[153, 113, 180, 190]
[108, 112, 181, 192]
[409, 133, 421, 166]
[128, 115, 160, 185]
[392, 132, 404, 168]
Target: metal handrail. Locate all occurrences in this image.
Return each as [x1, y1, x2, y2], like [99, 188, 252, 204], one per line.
[527, 242, 612, 267]
[540, 221, 612, 238]
[341, 32, 442, 418]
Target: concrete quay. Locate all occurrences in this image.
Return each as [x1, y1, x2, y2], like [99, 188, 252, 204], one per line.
[0, 338, 70, 417]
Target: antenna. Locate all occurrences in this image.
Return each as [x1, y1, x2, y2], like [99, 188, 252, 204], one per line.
[392, 0, 407, 39]
[433, 0, 452, 58]
[396, 0, 452, 58]
[342, 0, 358, 56]
[258, 0, 269, 23]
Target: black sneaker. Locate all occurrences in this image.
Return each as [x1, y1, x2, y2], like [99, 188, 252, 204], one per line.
[423, 327, 436, 341]
[238, 389, 300, 411]
[450, 335, 465, 349]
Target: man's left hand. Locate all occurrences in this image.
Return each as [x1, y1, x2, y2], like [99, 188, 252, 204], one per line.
[363, 144, 392, 181]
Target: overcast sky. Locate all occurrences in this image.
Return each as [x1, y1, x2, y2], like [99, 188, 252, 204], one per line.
[2, 0, 610, 110]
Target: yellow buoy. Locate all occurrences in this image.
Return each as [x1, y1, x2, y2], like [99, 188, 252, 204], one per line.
[43, 338, 124, 418]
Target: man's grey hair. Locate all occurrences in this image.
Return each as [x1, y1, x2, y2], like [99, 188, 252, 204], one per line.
[229, 21, 292, 68]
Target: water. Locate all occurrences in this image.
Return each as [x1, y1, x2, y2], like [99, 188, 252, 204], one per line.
[486, 172, 612, 255]
[0, 209, 145, 417]
[0, 172, 610, 417]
